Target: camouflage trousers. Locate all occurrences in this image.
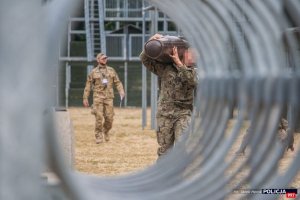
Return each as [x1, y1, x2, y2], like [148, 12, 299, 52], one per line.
[156, 114, 191, 157]
[91, 99, 114, 140]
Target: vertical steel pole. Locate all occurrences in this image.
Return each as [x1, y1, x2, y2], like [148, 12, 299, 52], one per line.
[150, 7, 158, 130]
[124, 60, 128, 107]
[142, 0, 147, 129]
[98, 0, 106, 54]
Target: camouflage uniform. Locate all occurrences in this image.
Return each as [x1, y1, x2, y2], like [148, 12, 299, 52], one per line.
[140, 51, 197, 157]
[83, 64, 124, 142]
[278, 118, 294, 151]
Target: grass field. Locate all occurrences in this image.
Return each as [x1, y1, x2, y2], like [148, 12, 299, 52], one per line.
[69, 107, 300, 190]
[69, 107, 158, 176]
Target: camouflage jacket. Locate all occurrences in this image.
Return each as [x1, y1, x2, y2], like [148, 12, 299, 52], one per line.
[140, 51, 197, 118]
[83, 64, 124, 103]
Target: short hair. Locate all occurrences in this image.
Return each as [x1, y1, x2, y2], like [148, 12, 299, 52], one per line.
[96, 53, 105, 60]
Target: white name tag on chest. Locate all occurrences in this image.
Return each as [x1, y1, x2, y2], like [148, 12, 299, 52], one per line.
[102, 78, 108, 84]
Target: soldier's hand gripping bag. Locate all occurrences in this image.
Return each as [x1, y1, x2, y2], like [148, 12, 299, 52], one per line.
[144, 35, 189, 63]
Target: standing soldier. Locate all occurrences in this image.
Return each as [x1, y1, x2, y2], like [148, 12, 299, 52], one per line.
[236, 118, 294, 155]
[140, 34, 197, 159]
[83, 53, 125, 144]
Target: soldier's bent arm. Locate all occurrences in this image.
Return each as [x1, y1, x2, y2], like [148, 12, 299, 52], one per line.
[83, 74, 93, 100]
[139, 51, 165, 76]
[175, 65, 197, 87]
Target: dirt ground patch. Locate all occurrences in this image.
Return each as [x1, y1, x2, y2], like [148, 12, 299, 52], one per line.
[69, 107, 300, 190]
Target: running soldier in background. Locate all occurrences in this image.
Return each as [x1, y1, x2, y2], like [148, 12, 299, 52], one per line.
[236, 118, 294, 155]
[140, 33, 197, 158]
[83, 53, 125, 144]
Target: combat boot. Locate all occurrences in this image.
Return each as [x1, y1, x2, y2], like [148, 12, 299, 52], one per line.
[104, 133, 110, 142]
[95, 137, 103, 144]
[235, 149, 245, 156]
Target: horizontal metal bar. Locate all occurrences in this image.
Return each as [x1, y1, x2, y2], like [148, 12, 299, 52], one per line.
[59, 56, 141, 62]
